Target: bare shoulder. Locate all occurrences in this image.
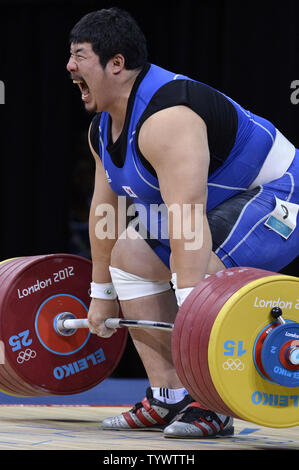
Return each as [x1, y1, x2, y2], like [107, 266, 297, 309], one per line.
[138, 105, 210, 203]
[88, 121, 100, 161]
[138, 105, 209, 170]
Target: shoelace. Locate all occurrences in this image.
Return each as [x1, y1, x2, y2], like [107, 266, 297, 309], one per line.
[129, 400, 144, 414]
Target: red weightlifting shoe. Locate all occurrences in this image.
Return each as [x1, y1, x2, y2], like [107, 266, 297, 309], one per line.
[163, 402, 234, 438]
[101, 387, 193, 431]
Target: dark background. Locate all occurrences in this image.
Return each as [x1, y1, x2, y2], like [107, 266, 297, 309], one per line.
[0, 0, 298, 377]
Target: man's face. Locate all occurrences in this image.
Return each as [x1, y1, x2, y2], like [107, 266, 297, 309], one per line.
[67, 42, 106, 113]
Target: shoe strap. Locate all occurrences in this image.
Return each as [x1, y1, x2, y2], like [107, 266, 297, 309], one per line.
[141, 397, 167, 424]
[141, 397, 151, 411]
[188, 402, 205, 409]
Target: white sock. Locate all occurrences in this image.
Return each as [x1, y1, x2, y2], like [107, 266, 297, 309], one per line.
[151, 387, 188, 404]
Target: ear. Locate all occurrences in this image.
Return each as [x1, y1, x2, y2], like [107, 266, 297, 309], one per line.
[110, 54, 125, 75]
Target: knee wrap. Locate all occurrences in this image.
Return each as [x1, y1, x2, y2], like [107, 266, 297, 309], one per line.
[171, 272, 210, 306]
[109, 266, 171, 301]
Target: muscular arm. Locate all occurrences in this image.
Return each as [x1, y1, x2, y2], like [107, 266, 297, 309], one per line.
[88, 122, 119, 283]
[138, 105, 212, 288]
[87, 123, 121, 337]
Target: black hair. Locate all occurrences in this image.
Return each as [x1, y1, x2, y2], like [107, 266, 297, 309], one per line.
[69, 7, 148, 70]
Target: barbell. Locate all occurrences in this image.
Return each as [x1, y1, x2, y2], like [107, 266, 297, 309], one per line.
[54, 314, 174, 335]
[0, 253, 298, 429]
[55, 310, 299, 366]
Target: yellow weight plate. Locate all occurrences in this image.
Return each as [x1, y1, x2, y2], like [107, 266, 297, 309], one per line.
[208, 274, 299, 428]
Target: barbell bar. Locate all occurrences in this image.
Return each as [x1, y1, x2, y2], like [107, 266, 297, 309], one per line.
[55, 313, 174, 335]
[54, 311, 299, 366]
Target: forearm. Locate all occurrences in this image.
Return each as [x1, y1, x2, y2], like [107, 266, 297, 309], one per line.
[169, 209, 212, 288]
[88, 197, 120, 336]
[89, 194, 118, 283]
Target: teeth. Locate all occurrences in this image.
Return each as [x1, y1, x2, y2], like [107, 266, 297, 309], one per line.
[73, 80, 83, 84]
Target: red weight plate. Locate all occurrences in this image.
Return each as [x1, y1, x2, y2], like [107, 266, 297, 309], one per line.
[173, 279, 218, 408]
[0, 257, 50, 396]
[187, 276, 233, 412]
[173, 272, 239, 412]
[173, 268, 277, 417]
[0, 369, 29, 396]
[0, 258, 17, 273]
[191, 269, 265, 415]
[195, 271, 257, 413]
[193, 268, 276, 417]
[183, 273, 235, 413]
[1, 254, 127, 395]
[0, 257, 53, 396]
[171, 285, 207, 403]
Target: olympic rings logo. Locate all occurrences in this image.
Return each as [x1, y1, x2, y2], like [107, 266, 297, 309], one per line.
[17, 349, 37, 364]
[222, 358, 245, 371]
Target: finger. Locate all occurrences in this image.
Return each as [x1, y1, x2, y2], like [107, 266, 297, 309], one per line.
[88, 321, 97, 334]
[88, 320, 116, 338]
[97, 326, 117, 338]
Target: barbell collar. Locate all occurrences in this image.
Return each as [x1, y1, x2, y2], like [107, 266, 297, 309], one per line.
[288, 347, 299, 365]
[105, 318, 174, 331]
[270, 306, 286, 325]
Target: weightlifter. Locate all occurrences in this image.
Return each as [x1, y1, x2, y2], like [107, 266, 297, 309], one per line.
[66, 7, 299, 438]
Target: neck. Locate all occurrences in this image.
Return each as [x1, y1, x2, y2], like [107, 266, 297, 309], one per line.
[109, 69, 140, 142]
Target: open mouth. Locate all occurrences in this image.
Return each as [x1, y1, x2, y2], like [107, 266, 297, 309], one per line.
[72, 78, 90, 101]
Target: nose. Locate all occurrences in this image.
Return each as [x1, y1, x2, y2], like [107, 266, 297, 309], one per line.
[66, 56, 77, 73]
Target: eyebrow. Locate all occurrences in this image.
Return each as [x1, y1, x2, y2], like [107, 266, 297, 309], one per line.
[70, 47, 87, 55]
